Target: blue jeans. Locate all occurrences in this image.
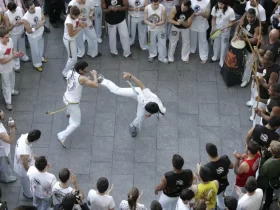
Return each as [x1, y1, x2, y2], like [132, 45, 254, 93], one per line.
[33, 195, 51, 210]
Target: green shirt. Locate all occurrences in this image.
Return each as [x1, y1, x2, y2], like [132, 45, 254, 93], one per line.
[259, 158, 280, 189]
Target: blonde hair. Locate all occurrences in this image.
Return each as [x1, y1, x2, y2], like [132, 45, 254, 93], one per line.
[270, 140, 280, 158]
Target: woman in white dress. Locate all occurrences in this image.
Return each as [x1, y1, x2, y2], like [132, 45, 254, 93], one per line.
[119, 187, 147, 210]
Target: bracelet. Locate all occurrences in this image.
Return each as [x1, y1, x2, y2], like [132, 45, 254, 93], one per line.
[32, 27, 36, 32]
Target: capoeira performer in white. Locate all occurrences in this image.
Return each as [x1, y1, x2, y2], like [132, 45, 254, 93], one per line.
[210, 0, 235, 67]
[102, 0, 132, 57]
[190, 0, 210, 64]
[22, 1, 46, 72]
[62, 6, 87, 79]
[94, 0, 103, 43]
[97, 72, 166, 137]
[128, 0, 148, 50]
[144, 0, 168, 63]
[160, 0, 178, 39]
[167, 0, 194, 63]
[4, 2, 30, 72]
[68, 0, 101, 59]
[57, 60, 98, 148]
[0, 0, 23, 12]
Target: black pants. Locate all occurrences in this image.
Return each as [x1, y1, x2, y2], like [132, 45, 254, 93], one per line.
[47, 0, 64, 23]
[263, 187, 274, 210]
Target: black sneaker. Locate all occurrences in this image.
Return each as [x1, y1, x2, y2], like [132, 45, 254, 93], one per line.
[44, 26, 51, 33]
[97, 74, 104, 83]
[130, 125, 137, 137]
[94, 52, 102, 58]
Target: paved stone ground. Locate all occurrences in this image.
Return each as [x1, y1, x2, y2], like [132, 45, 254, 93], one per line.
[0, 23, 261, 209]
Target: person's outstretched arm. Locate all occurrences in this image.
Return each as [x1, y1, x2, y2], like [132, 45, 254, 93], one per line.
[123, 72, 145, 90]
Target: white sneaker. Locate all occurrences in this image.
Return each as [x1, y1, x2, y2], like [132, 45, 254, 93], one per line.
[240, 81, 248, 88]
[160, 58, 169, 64]
[249, 116, 254, 121]
[97, 38, 102, 43]
[246, 101, 252, 107]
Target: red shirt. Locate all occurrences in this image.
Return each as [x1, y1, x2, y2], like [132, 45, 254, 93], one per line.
[235, 153, 261, 187]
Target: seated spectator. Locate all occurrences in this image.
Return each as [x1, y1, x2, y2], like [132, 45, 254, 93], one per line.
[224, 196, 238, 210]
[119, 187, 147, 210]
[175, 188, 195, 210]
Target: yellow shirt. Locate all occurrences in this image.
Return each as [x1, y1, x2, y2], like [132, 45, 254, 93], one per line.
[195, 181, 218, 209]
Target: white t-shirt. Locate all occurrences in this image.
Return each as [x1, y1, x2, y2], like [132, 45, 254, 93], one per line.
[119, 200, 147, 210]
[211, 6, 235, 36]
[146, 4, 165, 31]
[68, 0, 95, 25]
[27, 166, 57, 198]
[0, 38, 14, 74]
[14, 134, 35, 177]
[5, 7, 24, 35]
[245, 2, 266, 22]
[237, 189, 263, 210]
[176, 197, 195, 210]
[0, 0, 22, 12]
[128, 0, 146, 17]
[22, 7, 44, 38]
[190, 0, 210, 32]
[87, 189, 115, 210]
[52, 182, 74, 204]
[63, 15, 80, 40]
[0, 123, 9, 157]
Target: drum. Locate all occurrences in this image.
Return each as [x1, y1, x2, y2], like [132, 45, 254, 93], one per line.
[220, 40, 246, 87]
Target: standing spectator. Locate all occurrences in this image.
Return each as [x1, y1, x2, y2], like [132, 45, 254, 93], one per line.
[224, 196, 238, 210]
[87, 177, 115, 210]
[4, 2, 30, 72]
[0, 0, 24, 12]
[150, 200, 162, 210]
[14, 129, 41, 199]
[175, 189, 195, 210]
[0, 28, 21, 111]
[119, 187, 147, 210]
[46, 0, 64, 28]
[204, 143, 233, 210]
[160, 0, 179, 37]
[245, 0, 266, 23]
[0, 110, 16, 183]
[236, 177, 263, 210]
[22, 1, 46, 72]
[155, 154, 194, 210]
[27, 156, 57, 210]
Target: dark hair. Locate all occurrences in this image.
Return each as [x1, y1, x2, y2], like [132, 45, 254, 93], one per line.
[127, 187, 139, 210]
[7, 2, 17, 11]
[27, 129, 41, 142]
[270, 84, 280, 94]
[184, 169, 194, 188]
[215, 0, 228, 14]
[193, 199, 207, 210]
[182, 0, 191, 7]
[0, 29, 9, 38]
[268, 115, 280, 128]
[59, 168, 71, 183]
[245, 176, 258, 193]
[14, 206, 38, 210]
[35, 156, 48, 172]
[151, 0, 159, 2]
[96, 177, 109, 193]
[74, 60, 88, 72]
[247, 8, 256, 16]
[172, 154, 184, 170]
[224, 196, 238, 210]
[264, 50, 275, 63]
[247, 140, 260, 155]
[206, 143, 218, 158]
[25, 1, 34, 9]
[68, 5, 80, 16]
[180, 189, 195, 201]
[62, 193, 76, 210]
[199, 166, 211, 182]
[145, 102, 160, 114]
[150, 200, 162, 210]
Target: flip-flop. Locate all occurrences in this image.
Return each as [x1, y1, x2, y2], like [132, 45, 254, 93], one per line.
[57, 138, 67, 148]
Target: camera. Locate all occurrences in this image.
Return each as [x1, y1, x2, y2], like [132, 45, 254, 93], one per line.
[72, 190, 82, 204]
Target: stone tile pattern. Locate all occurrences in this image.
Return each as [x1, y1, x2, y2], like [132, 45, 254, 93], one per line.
[1, 25, 253, 209]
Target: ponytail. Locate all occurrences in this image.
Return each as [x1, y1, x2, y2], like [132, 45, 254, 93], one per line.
[127, 187, 139, 210]
[127, 195, 136, 210]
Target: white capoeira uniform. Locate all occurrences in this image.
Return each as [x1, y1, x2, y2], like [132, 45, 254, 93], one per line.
[0, 0, 22, 12]
[104, 0, 131, 57]
[161, 0, 178, 38]
[5, 6, 30, 71]
[69, 0, 99, 58]
[211, 6, 235, 67]
[100, 78, 166, 128]
[23, 7, 45, 68]
[57, 71, 82, 142]
[190, 0, 209, 62]
[94, 0, 103, 40]
[147, 4, 168, 63]
[168, 6, 194, 62]
[62, 15, 81, 77]
[0, 38, 16, 105]
[128, 0, 148, 50]
[14, 133, 35, 198]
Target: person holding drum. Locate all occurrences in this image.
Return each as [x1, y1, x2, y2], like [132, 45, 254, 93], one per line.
[232, 8, 261, 88]
[210, 0, 235, 67]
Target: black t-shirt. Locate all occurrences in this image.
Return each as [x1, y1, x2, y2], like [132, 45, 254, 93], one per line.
[263, 97, 280, 125]
[104, 0, 126, 25]
[252, 124, 279, 148]
[265, 41, 280, 62]
[242, 17, 260, 53]
[234, 0, 247, 16]
[173, 6, 194, 29]
[259, 64, 279, 99]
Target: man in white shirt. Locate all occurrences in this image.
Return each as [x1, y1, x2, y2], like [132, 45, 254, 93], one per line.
[97, 72, 166, 137]
[236, 176, 263, 210]
[0, 0, 24, 12]
[87, 177, 115, 210]
[0, 28, 22, 111]
[245, 0, 266, 24]
[175, 189, 195, 210]
[14, 129, 41, 199]
[27, 156, 57, 210]
[0, 110, 16, 183]
[4, 2, 30, 72]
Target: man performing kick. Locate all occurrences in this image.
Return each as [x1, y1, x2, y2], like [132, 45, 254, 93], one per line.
[98, 72, 166, 137]
[57, 60, 98, 148]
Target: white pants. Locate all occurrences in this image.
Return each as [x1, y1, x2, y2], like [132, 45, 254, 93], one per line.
[212, 34, 230, 67]
[101, 79, 145, 128]
[242, 52, 254, 82]
[76, 25, 98, 58]
[10, 33, 29, 70]
[128, 15, 148, 50]
[164, 9, 172, 39]
[28, 35, 44, 68]
[0, 154, 15, 183]
[107, 19, 131, 57]
[57, 97, 81, 142]
[190, 30, 208, 61]
[20, 176, 32, 198]
[216, 191, 226, 210]
[148, 30, 167, 62]
[94, 5, 103, 39]
[158, 193, 178, 210]
[1, 71, 15, 104]
[168, 25, 190, 62]
[62, 37, 77, 77]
